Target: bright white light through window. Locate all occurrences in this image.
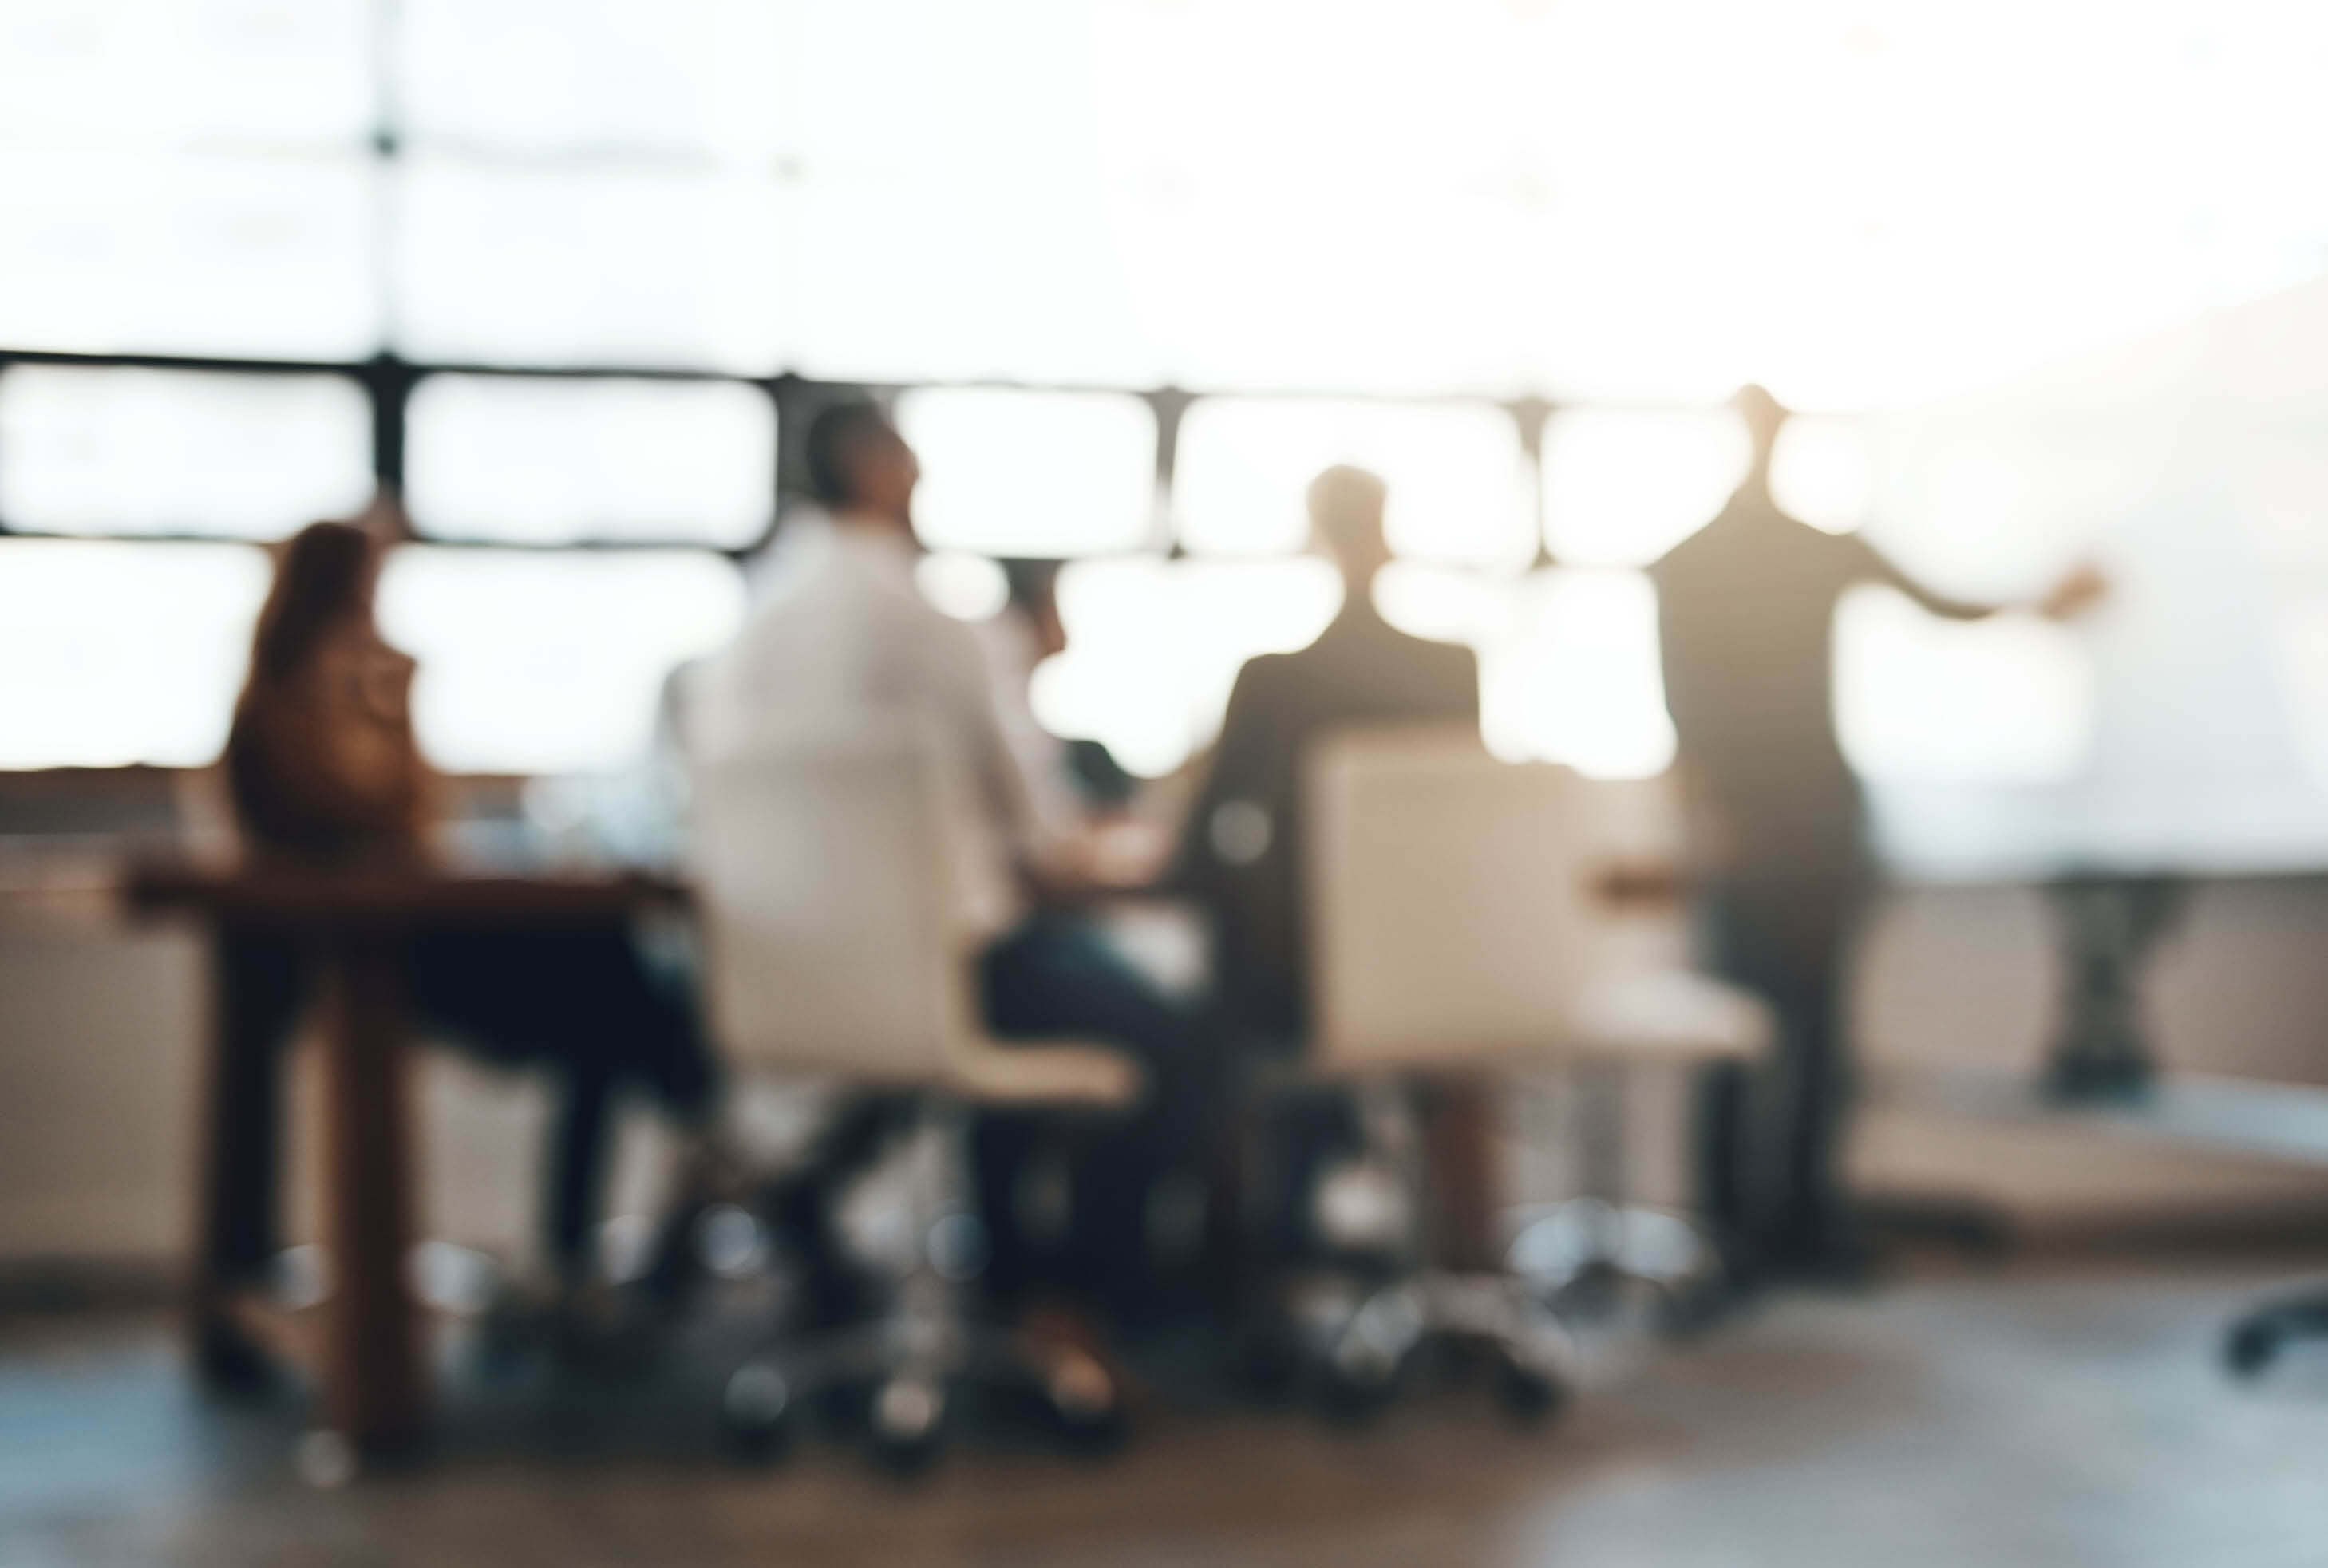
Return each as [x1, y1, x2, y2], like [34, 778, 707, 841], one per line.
[1376, 563, 1678, 780]
[0, 366, 374, 540]
[1175, 398, 1535, 567]
[392, 158, 785, 372]
[377, 548, 745, 775]
[1770, 416, 1875, 535]
[915, 552, 1010, 623]
[1133, 191, 1544, 397]
[1031, 558, 1340, 777]
[0, 0, 374, 148]
[0, 150, 378, 359]
[0, 540, 268, 769]
[1834, 586, 2092, 784]
[396, 0, 786, 160]
[786, 176, 1171, 388]
[405, 375, 773, 547]
[1541, 408, 1749, 567]
[897, 389, 1156, 558]
[1479, 570, 1675, 780]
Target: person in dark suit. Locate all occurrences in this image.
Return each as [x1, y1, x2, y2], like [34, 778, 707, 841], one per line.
[1180, 464, 1480, 1048]
[1651, 385, 2104, 1275]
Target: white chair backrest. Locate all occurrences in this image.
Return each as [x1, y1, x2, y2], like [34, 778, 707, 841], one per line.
[1306, 725, 1690, 1070]
[689, 720, 978, 1083]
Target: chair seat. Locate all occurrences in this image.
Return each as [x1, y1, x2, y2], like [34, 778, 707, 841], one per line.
[944, 1037, 1144, 1108]
[1298, 969, 1775, 1078]
[1563, 969, 1773, 1062]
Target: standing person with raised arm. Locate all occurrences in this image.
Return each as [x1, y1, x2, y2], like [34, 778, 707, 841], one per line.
[1650, 385, 2105, 1278]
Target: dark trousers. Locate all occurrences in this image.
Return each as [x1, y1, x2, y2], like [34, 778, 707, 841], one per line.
[212, 922, 717, 1280]
[975, 914, 1215, 1310]
[1693, 874, 1862, 1273]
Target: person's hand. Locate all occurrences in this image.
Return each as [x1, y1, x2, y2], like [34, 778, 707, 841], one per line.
[2038, 560, 2109, 621]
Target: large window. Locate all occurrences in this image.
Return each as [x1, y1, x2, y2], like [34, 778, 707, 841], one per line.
[5, 0, 2326, 859]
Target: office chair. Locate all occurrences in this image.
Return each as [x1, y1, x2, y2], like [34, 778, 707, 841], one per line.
[1252, 726, 1771, 1417]
[690, 722, 1142, 1470]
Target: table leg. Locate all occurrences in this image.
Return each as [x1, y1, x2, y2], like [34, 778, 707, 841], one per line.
[318, 935, 425, 1452]
[1425, 1076, 1498, 1272]
[190, 926, 290, 1386]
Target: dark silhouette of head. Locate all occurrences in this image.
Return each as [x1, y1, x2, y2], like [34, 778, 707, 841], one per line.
[804, 400, 919, 525]
[250, 520, 379, 684]
[1733, 382, 1788, 475]
[1309, 464, 1393, 595]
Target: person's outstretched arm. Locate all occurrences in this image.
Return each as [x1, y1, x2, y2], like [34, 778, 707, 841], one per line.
[1844, 534, 2107, 624]
[1841, 533, 1998, 622]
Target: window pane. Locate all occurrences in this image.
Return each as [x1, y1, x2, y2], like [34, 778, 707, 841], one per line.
[0, 0, 374, 148]
[1136, 189, 1543, 396]
[0, 149, 378, 358]
[391, 158, 784, 371]
[1030, 558, 1340, 777]
[792, 0, 1104, 183]
[0, 540, 267, 769]
[787, 177, 1168, 386]
[1769, 414, 1873, 535]
[394, 0, 785, 160]
[375, 548, 745, 775]
[1540, 408, 1748, 568]
[1176, 398, 1534, 567]
[895, 389, 1156, 558]
[0, 366, 373, 540]
[1481, 568, 1674, 780]
[1835, 586, 2090, 784]
[405, 375, 773, 547]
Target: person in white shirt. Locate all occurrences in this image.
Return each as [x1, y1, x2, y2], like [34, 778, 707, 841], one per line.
[691, 401, 1215, 1317]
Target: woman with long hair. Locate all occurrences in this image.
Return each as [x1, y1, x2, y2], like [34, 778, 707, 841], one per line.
[211, 518, 717, 1310]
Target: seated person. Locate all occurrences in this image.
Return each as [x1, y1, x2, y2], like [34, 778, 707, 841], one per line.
[216, 516, 719, 1303]
[690, 402, 1215, 1317]
[1178, 465, 1480, 1045]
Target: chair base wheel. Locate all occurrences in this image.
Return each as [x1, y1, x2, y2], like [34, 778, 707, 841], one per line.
[2225, 1320, 2283, 1379]
[1493, 1355, 1568, 1425]
[721, 1363, 799, 1463]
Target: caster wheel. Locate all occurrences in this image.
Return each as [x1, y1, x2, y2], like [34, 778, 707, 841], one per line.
[1317, 1348, 1401, 1425]
[1493, 1356, 1569, 1425]
[1056, 1400, 1130, 1459]
[721, 1363, 797, 1462]
[1040, 1355, 1128, 1458]
[2226, 1320, 2283, 1379]
[868, 1376, 947, 1476]
[194, 1323, 275, 1396]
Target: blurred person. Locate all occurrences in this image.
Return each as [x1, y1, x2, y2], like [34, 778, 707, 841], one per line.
[215, 518, 719, 1308]
[1179, 464, 1480, 1045]
[1651, 384, 2105, 1276]
[1175, 466, 1489, 1263]
[690, 401, 1216, 1320]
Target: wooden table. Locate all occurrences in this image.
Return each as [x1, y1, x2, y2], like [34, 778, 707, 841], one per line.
[125, 859, 686, 1455]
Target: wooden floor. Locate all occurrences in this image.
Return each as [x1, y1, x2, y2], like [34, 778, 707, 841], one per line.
[7, 1258, 2328, 1567]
